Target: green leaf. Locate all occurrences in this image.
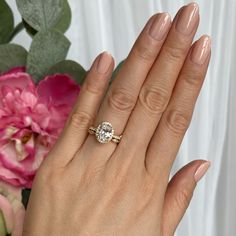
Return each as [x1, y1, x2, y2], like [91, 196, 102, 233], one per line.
[0, 210, 7, 235]
[8, 22, 25, 42]
[23, 19, 37, 37]
[110, 59, 125, 85]
[27, 29, 71, 82]
[22, 189, 31, 209]
[16, 0, 64, 31]
[55, 0, 72, 33]
[48, 60, 87, 85]
[0, 0, 14, 44]
[0, 44, 27, 74]
[22, 0, 71, 38]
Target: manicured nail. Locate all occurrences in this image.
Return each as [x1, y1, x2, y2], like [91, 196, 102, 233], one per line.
[176, 2, 199, 35]
[149, 13, 171, 41]
[191, 35, 211, 65]
[97, 52, 112, 74]
[194, 161, 211, 182]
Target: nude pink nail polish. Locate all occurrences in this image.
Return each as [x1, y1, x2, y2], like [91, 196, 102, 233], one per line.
[176, 2, 199, 35]
[97, 52, 112, 74]
[149, 13, 171, 41]
[191, 35, 211, 65]
[194, 161, 211, 182]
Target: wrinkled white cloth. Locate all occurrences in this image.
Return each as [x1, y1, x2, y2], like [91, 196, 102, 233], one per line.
[8, 0, 236, 235]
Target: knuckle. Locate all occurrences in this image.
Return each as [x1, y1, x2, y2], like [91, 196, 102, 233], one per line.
[84, 78, 103, 95]
[107, 88, 136, 113]
[133, 42, 156, 62]
[165, 109, 191, 135]
[180, 72, 202, 87]
[175, 187, 192, 210]
[163, 43, 186, 63]
[139, 86, 169, 114]
[70, 111, 94, 129]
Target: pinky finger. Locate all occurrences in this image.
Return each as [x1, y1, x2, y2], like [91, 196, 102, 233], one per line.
[161, 160, 210, 236]
[47, 52, 114, 167]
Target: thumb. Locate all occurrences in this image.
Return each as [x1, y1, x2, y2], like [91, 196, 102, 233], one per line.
[161, 160, 210, 236]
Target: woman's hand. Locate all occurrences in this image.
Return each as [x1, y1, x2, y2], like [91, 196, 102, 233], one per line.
[23, 3, 211, 236]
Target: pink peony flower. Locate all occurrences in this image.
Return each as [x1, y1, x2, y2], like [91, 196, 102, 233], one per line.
[0, 68, 80, 188]
[0, 181, 25, 236]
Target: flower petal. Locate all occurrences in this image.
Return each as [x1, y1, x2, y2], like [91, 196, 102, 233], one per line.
[0, 141, 48, 188]
[11, 198, 25, 236]
[2, 67, 26, 75]
[0, 162, 28, 187]
[37, 74, 80, 107]
[0, 181, 22, 200]
[0, 210, 8, 235]
[0, 73, 35, 93]
[0, 194, 14, 233]
[0, 181, 25, 236]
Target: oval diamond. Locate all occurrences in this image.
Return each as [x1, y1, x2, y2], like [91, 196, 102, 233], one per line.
[95, 122, 114, 143]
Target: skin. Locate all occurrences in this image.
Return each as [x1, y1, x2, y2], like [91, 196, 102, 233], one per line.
[23, 3, 211, 236]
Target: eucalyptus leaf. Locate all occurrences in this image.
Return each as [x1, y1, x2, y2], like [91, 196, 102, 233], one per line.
[55, 0, 72, 33]
[16, 0, 64, 31]
[8, 22, 24, 42]
[22, 188, 31, 209]
[0, 0, 14, 44]
[22, 0, 71, 37]
[27, 29, 71, 82]
[0, 44, 27, 74]
[23, 19, 37, 37]
[48, 60, 87, 85]
[110, 59, 125, 85]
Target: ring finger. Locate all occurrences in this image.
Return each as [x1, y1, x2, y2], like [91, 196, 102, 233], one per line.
[77, 12, 172, 163]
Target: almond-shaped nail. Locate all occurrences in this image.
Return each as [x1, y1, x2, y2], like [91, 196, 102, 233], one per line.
[149, 13, 171, 41]
[97, 52, 112, 74]
[194, 161, 211, 182]
[191, 35, 211, 65]
[176, 2, 199, 35]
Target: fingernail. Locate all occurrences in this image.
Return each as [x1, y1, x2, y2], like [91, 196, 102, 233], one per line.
[176, 2, 199, 35]
[194, 161, 211, 182]
[149, 13, 171, 41]
[97, 52, 112, 74]
[191, 35, 211, 65]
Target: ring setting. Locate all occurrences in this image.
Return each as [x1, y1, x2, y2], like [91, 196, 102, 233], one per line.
[88, 121, 122, 144]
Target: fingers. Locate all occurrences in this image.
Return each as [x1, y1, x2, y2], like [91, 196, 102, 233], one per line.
[79, 13, 171, 161]
[45, 52, 114, 167]
[146, 35, 211, 180]
[114, 3, 199, 165]
[161, 160, 210, 236]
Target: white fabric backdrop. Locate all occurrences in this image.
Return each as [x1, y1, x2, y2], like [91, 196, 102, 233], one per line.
[7, 0, 236, 235]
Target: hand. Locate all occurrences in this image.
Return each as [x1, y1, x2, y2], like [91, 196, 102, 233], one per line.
[23, 3, 211, 236]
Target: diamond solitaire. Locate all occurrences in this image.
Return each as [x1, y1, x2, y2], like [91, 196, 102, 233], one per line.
[88, 121, 122, 144]
[95, 122, 114, 143]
